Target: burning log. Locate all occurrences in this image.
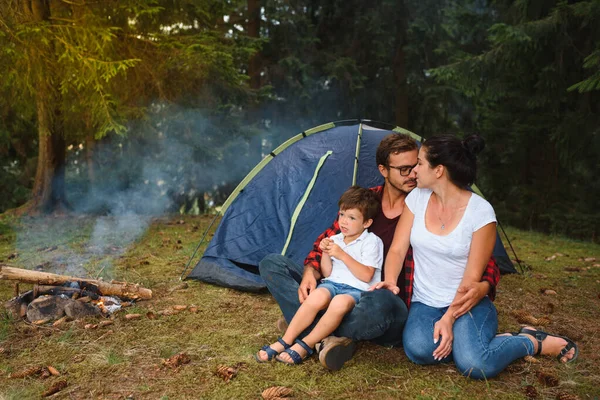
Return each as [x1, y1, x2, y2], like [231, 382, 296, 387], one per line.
[33, 284, 100, 300]
[0, 265, 152, 300]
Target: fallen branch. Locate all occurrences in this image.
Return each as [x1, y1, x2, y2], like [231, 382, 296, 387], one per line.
[0, 265, 152, 300]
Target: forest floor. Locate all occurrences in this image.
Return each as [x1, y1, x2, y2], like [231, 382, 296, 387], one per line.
[0, 214, 598, 400]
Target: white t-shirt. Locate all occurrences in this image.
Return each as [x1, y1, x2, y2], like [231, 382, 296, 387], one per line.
[323, 229, 383, 291]
[405, 188, 497, 308]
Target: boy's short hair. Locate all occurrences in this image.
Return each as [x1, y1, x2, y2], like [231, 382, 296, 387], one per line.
[376, 133, 419, 167]
[338, 186, 380, 221]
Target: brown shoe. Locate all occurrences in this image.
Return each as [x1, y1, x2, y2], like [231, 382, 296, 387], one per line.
[276, 315, 288, 334]
[317, 336, 357, 371]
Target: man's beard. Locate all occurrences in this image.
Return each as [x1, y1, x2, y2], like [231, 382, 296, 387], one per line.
[387, 178, 416, 195]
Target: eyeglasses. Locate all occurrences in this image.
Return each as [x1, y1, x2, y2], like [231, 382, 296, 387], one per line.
[388, 163, 417, 176]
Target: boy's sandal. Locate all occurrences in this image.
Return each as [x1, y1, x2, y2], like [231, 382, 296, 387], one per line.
[255, 337, 291, 363]
[519, 327, 579, 363]
[275, 338, 314, 365]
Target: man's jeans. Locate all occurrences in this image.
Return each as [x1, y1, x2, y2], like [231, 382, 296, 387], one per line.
[403, 297, 534, 379]
[259, 254, 408, 347]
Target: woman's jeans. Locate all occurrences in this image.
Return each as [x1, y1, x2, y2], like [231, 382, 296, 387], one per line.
[403, 297, 534, 379]
[259, 254, 408, 347]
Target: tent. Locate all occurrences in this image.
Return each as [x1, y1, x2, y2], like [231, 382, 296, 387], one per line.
[185, 120, 517, 291]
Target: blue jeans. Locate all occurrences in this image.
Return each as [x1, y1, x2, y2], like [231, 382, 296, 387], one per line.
[259, 254, 408, 346]
[403, 298, 534, 379]
[318, 280, 363, 304]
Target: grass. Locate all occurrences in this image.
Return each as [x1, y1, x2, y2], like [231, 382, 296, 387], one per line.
[0, 215, 599, 399]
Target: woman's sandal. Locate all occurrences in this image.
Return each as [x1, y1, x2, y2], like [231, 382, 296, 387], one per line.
[255, 337, 291, 363]
[519, 327, 579, 363]
[275, 338, 314, 365]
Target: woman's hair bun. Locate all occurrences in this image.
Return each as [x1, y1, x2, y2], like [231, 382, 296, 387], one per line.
[462, 134, 485, 157]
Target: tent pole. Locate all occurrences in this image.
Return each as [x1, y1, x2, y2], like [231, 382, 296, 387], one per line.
[497, 220, 525, 273]
[179, 213, 220, 280]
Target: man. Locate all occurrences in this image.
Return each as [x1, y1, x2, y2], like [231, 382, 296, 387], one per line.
[259, 133, 500, 371]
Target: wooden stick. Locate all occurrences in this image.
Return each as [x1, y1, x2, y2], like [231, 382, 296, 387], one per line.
[0, 265, 152, 300]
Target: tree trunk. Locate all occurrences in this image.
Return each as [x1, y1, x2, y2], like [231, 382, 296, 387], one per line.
[393, 0, 409, 129]
[247, 0, 261, 92]
[17, 0, 69, 214]
[247, 0, 262, 125]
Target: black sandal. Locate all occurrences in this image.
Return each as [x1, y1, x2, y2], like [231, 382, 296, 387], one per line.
[519, 327, 579, 363]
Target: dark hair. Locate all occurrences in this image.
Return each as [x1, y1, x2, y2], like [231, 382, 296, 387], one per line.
[338, 186, 380, 221]
[376, 133, 418, 167]
[422, 134, 485, 187]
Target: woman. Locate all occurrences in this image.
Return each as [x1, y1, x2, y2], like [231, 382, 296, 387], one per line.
[374, 134, 578, 379]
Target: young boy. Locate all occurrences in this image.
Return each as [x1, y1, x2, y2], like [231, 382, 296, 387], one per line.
[255, 186, 383, 365]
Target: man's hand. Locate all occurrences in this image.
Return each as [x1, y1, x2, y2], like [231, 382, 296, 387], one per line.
[298, 267, 319, 303]
[369, 281, 400, 295]
[450, 281, 490, 318]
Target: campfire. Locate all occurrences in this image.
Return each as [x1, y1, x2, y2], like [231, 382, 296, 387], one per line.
[1, 265, 152, 324]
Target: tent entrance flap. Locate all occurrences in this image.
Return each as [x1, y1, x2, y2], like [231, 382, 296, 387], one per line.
[281, 150, 333, 256]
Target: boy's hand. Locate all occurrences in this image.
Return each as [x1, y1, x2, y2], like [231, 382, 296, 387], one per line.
[319, 238, 332, 252]
[327, 243, 343, 259]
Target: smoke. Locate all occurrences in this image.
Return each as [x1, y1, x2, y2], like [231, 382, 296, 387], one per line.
[12, 107, 264, 278]
[9, 103, 340, 278]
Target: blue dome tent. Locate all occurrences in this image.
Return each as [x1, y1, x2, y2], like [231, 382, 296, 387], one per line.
[184, 120, 518, 291]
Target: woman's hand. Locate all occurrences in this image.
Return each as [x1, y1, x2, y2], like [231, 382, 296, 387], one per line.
[369, 281, 400, 295]
[432, 315, 454, 361]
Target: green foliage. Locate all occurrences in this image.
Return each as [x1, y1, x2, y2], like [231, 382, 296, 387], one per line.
[0, 0, 255, 213]
[568, 49, 600, 92]
[429, 0, 600, 241]
[0, 0, 597, 243]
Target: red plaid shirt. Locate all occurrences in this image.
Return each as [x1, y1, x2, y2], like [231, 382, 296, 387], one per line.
[304, 186, 500, 309]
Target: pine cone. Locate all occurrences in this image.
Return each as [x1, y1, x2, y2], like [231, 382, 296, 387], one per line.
[555, 392, 580, 400]
[262, 386, 294, 399]
[215, 365, 237, 382]
[536, 370, 559, 387]
[9, 366, 42, 379]
[524, 385, 538, 399]
[162, 352, 191, 369]
[42, 380, 68, 397]
[536, 317, 551, 327]
[511, 309, 538, 325]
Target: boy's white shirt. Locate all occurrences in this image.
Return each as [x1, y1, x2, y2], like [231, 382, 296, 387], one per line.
[322, 229, 383, 291]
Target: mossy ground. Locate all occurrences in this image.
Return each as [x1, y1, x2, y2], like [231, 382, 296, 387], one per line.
[0, 215, 598, 399]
